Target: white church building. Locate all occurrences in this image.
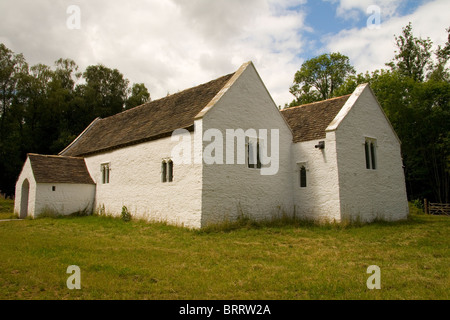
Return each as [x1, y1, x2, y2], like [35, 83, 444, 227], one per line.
[14, 62, 409, 228]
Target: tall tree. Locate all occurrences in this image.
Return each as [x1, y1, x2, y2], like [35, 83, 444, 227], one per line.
[0, 44, 27, 139]
[0, 44, 28, 195]
[125, 83, 151, 110]
[429, 27, 450, 82]
[0, 43, 152, 196]
[289, 52, 355, 105]
[386, 22, 433, 82]
[80, 64, 130, 119]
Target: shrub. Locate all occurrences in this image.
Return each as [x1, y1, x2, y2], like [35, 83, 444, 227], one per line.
[121, 206, 132, 222]
[411, 199, 424, 210]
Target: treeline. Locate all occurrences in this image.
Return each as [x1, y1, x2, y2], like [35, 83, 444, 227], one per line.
[0, 45, 150, 196]
[1, 23, 448, 203]
[288, 23, 450, 203]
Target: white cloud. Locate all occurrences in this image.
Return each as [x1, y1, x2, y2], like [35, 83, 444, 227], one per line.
[324, 0, 450, 74]
[2, 0, 446, 108]
[324, 0, 407, 20]
[0, 0, 306, 106]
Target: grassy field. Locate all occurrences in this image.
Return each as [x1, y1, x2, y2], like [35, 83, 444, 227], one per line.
[0, 198, 448, 300]
[0, 198, 15, 220]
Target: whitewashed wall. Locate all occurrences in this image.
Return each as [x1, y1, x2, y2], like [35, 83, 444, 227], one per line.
[14, 158, 37, 218]
[334, 86, 409, 222]
[84, 134, 203, 229]
[200, 63, 294, 226]
[291, 133, 342, 222]
[34, 183, 95, 216]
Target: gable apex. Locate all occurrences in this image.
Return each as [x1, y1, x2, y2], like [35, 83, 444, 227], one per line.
[194, 61, 252, 120]
[326, 83, 368, 132]
[326, 83, 401, 144]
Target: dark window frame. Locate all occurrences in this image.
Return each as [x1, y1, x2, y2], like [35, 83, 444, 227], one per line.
[300, 166, 307, 188]
[248, 139, 262, 169]
[365, 138, 377, 170]
[161, 159, 174, 183]
[101, 163, 110, 184]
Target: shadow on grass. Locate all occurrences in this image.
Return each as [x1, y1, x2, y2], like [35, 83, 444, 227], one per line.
[197, 212, 436, 234]
[26, 202, 444, 234]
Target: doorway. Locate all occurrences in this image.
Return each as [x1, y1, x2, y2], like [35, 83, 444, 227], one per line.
[20, 179, 30, 219]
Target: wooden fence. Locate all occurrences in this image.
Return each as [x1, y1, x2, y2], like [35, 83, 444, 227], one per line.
[424, 199, 450, 216]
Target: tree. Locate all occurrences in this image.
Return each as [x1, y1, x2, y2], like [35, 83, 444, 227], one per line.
[386, 22, 433, 82]
[0, 43, 152, 196]
[287, 24, 449, 203]
[429, 27, 450, 82]
[125, 83, 151, 110]
[80, 64, 130, 119]
[289, 52, 355, 105]
[0, 44, 27, 139]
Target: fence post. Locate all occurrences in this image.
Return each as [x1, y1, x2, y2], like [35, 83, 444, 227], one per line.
[424, 199, 428, 214]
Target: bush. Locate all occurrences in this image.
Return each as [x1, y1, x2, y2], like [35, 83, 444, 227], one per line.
[411, 199, 424, 210]
[121, 206, 132, 222]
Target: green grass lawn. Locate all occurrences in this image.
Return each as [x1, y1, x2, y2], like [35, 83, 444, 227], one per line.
[0, 198, 448, 300]
[0, 198, 15, 220]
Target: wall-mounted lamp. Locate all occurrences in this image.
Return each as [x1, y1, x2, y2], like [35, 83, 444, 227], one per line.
[315, 141, 325, 150]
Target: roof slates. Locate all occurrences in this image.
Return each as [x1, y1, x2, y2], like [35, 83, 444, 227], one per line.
[281, 95, 351, 143]
[28, 154, 95, 185]
[62, 73, 235, 157]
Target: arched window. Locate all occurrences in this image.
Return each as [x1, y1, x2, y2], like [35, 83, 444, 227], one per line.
[300, 166, 307, 188]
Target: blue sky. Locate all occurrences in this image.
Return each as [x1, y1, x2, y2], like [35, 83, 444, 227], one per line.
[0, 0, 448, 106]
[301, 0, 434, 60]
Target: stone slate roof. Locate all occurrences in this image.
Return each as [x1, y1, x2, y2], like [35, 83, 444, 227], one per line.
[61, 73, 235, 157]
[281, 95, 351, 143]
[28, 154, 95, 184]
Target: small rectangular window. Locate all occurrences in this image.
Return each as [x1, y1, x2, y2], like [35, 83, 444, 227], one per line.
[300, 166, 307, 188]
[370, 142, 376, 170]
[364, 138, 377, 170]
[161, 159, 174, 183]
[52, 186, 56, 192]
[161, 161, 167, 183]
[168, 160, 173, 182]
[365, 141, 371, 169]
[248, 139, 262, 169]
[101, 163, 110, 184]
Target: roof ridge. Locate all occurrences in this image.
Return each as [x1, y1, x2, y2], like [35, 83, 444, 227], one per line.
[282, 94, 352, 111]
[61, 69, 237, 157]
[28, 153, 84, 160]
[101, 72, 236, 121]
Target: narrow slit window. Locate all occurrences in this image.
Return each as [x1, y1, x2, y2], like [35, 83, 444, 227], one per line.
[364, 139, 377, 170]
[248, 140, 262, 169]
[300, 166, 307, 188]
[370, 142, 376, 170]
[168, 160, 173, 182]
[161, 161, 167, 183]
[365, 141, 371, 169]
[161, 159, 174, 183]
[101, 164, 110, 184]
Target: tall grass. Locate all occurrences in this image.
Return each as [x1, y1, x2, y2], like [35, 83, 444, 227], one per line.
[0, 200, 448, 300]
